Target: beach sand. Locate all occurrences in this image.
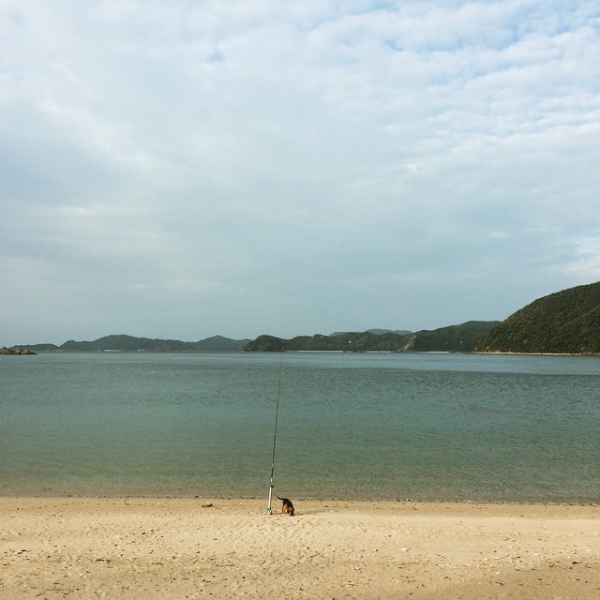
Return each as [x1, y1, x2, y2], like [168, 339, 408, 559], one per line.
[1, 497, 598, 599]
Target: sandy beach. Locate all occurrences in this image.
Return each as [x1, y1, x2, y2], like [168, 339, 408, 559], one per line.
[1, 497, 598, 599]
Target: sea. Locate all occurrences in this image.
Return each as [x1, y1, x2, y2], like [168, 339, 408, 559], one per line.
[1, 351, 599, 503]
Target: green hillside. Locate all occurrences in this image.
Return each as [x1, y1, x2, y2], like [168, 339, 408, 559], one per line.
[244, 321, 499, 353]
[60, 334, 196, 352]
[476, 281, 600, 354]
[404, 321, 501, 352]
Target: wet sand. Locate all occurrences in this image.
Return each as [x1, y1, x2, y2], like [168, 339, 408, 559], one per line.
[1, 497, 599, 599]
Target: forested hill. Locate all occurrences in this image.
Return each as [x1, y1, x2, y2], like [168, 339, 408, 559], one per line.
[6, 324, 498, 354]
[476, 281, 600, 354]
[13, 334, 251, 353]
[244, 321, 499, 353]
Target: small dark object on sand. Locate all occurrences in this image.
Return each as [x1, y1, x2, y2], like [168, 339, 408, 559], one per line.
[277, 496, 295, 516]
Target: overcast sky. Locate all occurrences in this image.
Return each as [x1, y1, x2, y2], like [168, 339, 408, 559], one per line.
[2, 1, 599, 345]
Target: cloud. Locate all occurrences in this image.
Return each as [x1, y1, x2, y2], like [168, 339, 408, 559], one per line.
[1, 0, 599, 343]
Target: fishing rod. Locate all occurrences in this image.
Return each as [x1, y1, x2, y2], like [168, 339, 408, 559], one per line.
[266, 339, 285, 515]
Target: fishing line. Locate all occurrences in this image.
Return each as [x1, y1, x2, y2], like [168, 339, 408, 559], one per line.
[266, 338, 285, 515]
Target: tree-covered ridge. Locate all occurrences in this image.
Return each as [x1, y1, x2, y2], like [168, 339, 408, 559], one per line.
[12, 335, 251, 353]
[7, 323, 499, 354]
[476, 281, 600, 354]
[244, 321, 499, 353]
[14, 277, 600, 356]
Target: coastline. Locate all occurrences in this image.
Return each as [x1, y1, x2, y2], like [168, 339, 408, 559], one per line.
[2, 497, 598, 599]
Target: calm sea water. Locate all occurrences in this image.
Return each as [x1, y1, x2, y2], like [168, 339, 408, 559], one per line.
[1, 352, 599, 503]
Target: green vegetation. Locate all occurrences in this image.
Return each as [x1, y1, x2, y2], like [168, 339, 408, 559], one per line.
[244, 321, 499, 353]
[11, 335, 251, 353]
[477, 281, 600, 354]
[12, 280, 599, 355]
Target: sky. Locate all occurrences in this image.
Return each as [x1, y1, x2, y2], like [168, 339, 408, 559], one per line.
[1, 0, 600, 345]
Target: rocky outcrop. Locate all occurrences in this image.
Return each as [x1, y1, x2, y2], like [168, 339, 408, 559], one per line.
[1, 347, 37, 355]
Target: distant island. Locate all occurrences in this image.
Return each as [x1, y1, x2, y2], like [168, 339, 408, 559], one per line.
[9, 334, 252, 354]
[1, 346, 36, 355]
[4, 281, 600, 355]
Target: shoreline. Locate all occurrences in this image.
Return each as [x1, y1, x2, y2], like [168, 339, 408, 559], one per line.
[2, 497, 599, 599]
[2, 493, 599, 506]
[3, 490, 599, 506]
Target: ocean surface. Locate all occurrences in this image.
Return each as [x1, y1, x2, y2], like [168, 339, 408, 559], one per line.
[1, 352, 599, 503]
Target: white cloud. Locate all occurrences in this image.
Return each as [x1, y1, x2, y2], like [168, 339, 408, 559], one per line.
[1, 0, 599, 343]
[559, 235, 600, 280]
